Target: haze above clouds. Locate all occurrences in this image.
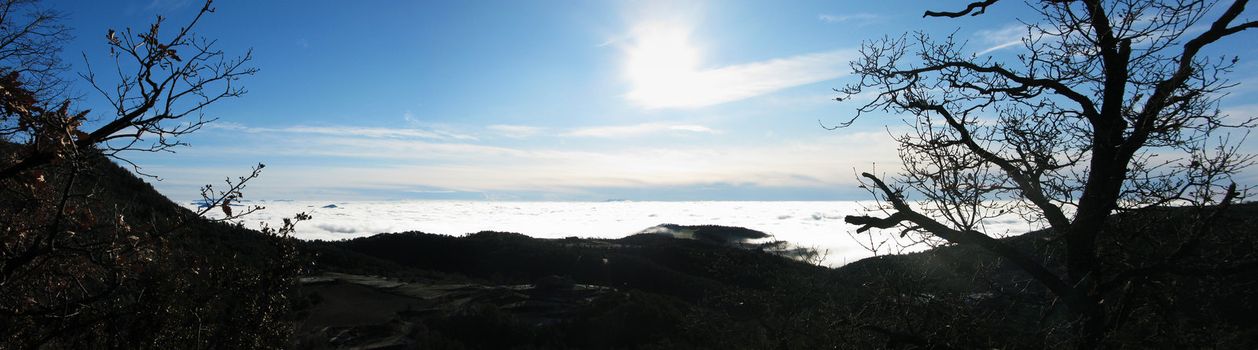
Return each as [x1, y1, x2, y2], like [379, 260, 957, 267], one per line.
[58, 1, 1258, 201]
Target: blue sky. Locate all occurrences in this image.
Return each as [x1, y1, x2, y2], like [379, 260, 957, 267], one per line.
[53, 0, 1258, 201]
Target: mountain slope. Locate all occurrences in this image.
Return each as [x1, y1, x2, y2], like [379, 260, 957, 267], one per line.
[301, 203, 1258, 348]
[0, 148, 301, 348]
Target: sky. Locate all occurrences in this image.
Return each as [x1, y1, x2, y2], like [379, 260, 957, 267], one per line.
[50, 0, 1258, 201]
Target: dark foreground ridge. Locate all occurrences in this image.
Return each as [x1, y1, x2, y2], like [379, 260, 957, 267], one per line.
[297, 205, 1258, 348]
[8, 154, 1256, 348]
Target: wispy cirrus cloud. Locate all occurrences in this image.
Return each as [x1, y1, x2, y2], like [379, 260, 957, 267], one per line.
[1220, 103, 1258, 129]
[150, 128, 901, 200]
[625, 49, 855, 109]
[286, 126, 477, 140]
[563, 123, 718, 138]
[212, 122, 478, 141]
[975, 24, 1035, 55]
[619, 20, 855, 109]
[487, 124, 546, 138]
[818, 13, 883, 25]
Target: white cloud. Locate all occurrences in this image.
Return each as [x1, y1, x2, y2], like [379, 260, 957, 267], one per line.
[194, 199, 929, 266]
[818, 13, 882, 24]
[563, 123, 718, 138]
[308, 137, 529, 160]
[289, 126, 477, 140]
[626, 49, 855, 109]
[667, 125, 715, 133]
[487, 124, 545, 138]
[210, 122, 478, 141]
[975, 24, 1032, 55]
[152, 128, 901, 200]
[407, 189, 459, 194]
[1220, 103, 1258, 129]
[620, 20, 854, 109]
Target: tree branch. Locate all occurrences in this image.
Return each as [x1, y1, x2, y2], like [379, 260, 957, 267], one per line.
[907, 100, 1072, 231]
[924, 0, 1000, 18]
[846, 172, 1074, 297]
[1128, 0, 1257, 154]
[897, 61, 1100, 122]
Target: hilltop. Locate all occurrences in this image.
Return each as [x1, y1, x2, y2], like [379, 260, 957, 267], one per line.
[6, 152, 1255, 348]
[1, 148, 302, 347]
[297, 203, 1258, 348]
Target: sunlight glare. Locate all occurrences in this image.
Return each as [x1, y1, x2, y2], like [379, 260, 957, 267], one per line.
[623, 22, 706, 108]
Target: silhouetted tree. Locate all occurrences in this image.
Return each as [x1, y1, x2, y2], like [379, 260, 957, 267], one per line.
[0, 0, 255, 178]
[0, 1, 306, 347]
[837, 0, 1256, 347]
[0, 0, 68, 102]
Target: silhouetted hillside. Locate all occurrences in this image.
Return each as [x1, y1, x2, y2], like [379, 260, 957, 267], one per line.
[1, 146, 302, 348]
[298, 229, 850, 348]
[8, 148, 1254, 348]
[301, 203, 1258, 348]
[829, 203, 1258, 348]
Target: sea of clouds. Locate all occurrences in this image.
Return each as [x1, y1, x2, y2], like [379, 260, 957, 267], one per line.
[190, 200, 1038, 267]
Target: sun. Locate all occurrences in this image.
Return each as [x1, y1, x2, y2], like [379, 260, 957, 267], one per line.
[622, 22, 706, 108]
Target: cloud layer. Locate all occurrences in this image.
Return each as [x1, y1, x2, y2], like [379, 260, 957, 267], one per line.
[149, 120, 901, 201]
[620, 20, 855, 109]
[562, 123, 717, 138]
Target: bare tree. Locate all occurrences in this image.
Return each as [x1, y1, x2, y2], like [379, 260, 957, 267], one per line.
[0, 0, 255, 278]
[0, 0, 255, 179]
[837, 0, 1256, 347]
[0, 1, 306, 347]
[0, 0, 68, 103]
